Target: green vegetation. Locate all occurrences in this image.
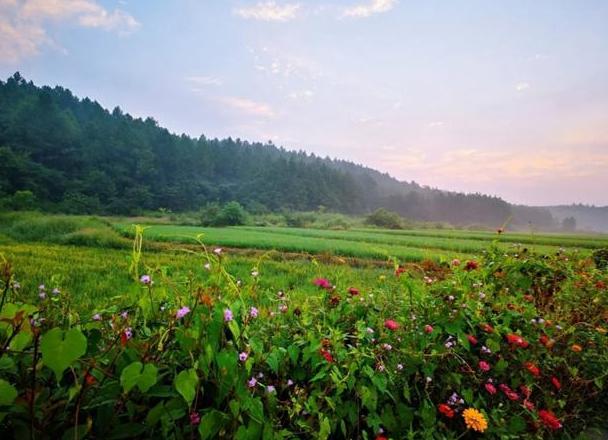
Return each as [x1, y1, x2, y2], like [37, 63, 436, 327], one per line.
[0, 221, 607, 438]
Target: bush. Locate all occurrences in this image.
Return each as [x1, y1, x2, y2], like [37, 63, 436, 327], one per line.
[364, 208, 403, 229]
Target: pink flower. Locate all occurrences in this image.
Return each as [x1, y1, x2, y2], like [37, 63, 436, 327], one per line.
[176, 306, 190, 319]
[479, 361, 491, 372]
[424, 325, 434, 334]
[224, 308, 233, 322]
[313, 278, 332, 289]
[485, 382, 497, 395]
[249, 307, 259, 318]
[239, 352, 248, 362]
[384, 320, 400, 331]
[190, 412, 200, 425]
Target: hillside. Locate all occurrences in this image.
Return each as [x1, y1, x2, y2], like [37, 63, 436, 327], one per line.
[0, 72, 560, 228]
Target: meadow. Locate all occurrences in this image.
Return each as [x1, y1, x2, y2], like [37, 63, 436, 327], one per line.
[0, 212, 607, 439]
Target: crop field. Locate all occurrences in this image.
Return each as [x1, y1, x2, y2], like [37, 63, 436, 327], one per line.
[114, 223, 608, 263]
[1, 213, 607, 438]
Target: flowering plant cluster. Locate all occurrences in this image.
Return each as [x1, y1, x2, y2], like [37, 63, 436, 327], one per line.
[0, 238, 606, 439]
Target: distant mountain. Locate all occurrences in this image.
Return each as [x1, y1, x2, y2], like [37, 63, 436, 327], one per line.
[0, 72, 570, 230]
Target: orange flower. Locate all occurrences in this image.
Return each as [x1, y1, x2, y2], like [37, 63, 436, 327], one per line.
[462, 408, 488, 433]
[571, 344, 583, 352]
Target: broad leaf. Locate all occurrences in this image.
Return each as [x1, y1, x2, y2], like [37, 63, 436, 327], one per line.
[40, 327, 87, 380]
[175, 369, 198, 406]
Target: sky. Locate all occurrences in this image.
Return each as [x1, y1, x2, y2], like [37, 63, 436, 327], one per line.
[1, 0, 607, 206]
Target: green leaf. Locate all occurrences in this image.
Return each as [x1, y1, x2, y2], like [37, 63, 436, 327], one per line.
[175, 369, 198, 406]
[266, 349, 282, 374]
[0, 380, 17, 406]
[319, 416, 331, 440]
[40, 327, 87, 380]
[9, 331, 32, 351]
[120, 362, 158, 393]
[198, 410, 227, 440]
[508, 415, 526, 433]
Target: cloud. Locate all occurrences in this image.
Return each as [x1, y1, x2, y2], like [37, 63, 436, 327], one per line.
[343, 0, 398, 18]
[185, 75, 223, 87]
[287, 89, 314, 101]
[218, 96, 275, 117]
[234, 1, 301, 22]
[427, 121, 444, 128]
[0, 0, 139, 63]
[515, 82, 530, 92]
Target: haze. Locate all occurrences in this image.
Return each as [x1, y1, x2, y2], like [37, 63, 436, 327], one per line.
[1, 0, 607, 206]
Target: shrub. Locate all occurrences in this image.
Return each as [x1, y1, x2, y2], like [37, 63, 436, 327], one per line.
[364, 208, 403, 229]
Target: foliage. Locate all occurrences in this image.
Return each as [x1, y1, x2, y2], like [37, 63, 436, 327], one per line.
[365, 208, 404, 229]
[0, 231, 606, 438]
[0, 72, 559, 228]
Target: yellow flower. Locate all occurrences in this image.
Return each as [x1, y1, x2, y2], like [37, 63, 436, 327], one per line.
[463, 408, 488, 433]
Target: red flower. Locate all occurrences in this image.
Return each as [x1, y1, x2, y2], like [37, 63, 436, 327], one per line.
[424, 324, 434, 334]
[464, 260, 479, 271]
[395, 266, 406, 277]
[319, 349, 333, 363]
[524, 362, 541, 377]
[467, 334, 478, 345]
[551, 377, 561, 391]
[348, 287, 360, 296]
[596, 281, 605, 289]
[538, 409, 562, 430]
[438, 403, 455, 418]
[524, 400, 535, 411]
[539, 334, 549, 346]
[384, 319, 400, 331]
[375, 436, 388, 440]
[85, 372, 96, 385]
[520, 385, 532, 398]
[480, 323, 494, 333]
[485, 383, 497, 395]
[499, 384, 519, 401]
[506, 333, 529, 348]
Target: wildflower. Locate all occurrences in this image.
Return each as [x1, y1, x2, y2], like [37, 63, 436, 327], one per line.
[239, 352, 248, 362]
[448, 392, 463, 406]
[328, 295, 341, 307]
[348, 287, 360, 296]
[479, 361, 491, 372]
[524, 400, 535, 411]
[506, 333, 529, 348]
[395, 266, 406, 277]
[213, 247, 222, 255]
[551, 377, 561, 390]
[480, 345, 492, 355]
[175, 306, 190, 319]
[384, 319, 400, 331]
[396, 364, 404, 371]
[140, 275, 151, 285]
[377, 364, 385, 372]
[447, 295, 455, 301]
[462, 408, 488, 433]
[247, 377, 257, 388]
[38, 284, 45, 291]
[224, 308, 233, 322]
[287, 379, 294, 386]
[251, 270, 259, 277]
[366, 327, 375, 334]
[480, 323, 494, 333]
[464, 261, 479, 271]
[438, 403, 455, 418]
[190, 412, 201, 426]
[249, 307, 259, 318]
[538, 409, 562, 430]
[279, 304, 288, 313]
[320, 349, 333, 363]
[485, 382, 497, 395]
[451, 258, 461, 267]
[524, 362, 540, 377]
[256, 372, 264, 379]
[266, 385, 276, 394]
[382, 343, 392, 351]
[12, 281, 20, 290]
[424, 324, 433, 334]
[571, 344, 583, 352]
[467, 335, 478, 345]
[203, 263, 211, 271]
[499, 384, 519, 401]
[92, 313, 101, 321]
[313, 278, 331, 289]
[277, 290, 285, 299]
[375, 435, 388, 440]
[52, 288, 60, 295]
[121, 311, 128, 319]
[124, 328, 133, 339]
[444, 336, 456, 349]
[39, 291, 46, 300]
[520, 385, 532, 398]
[85, 372, 96, 385]
[426, 376, 432, 383]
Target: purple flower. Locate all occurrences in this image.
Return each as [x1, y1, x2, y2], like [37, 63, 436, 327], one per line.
[38, 284, 45, 291]
[266, 385, 276, 394]
[247, 377, 257, 388]
[481, 345, 492, 355]
[250, 307, 259, 318]
[39, 291, 46, 300]
[176, 306, 190, 320]
[52, 288, 60, 295]
[124, 328, 133, 340]
[140, 275, 151, 285]
[287, 379, 294, 386]
[189, 412, 200, 426]
[224, 308, 233, 322]
[239, 352, 248, 362]
[121, 311, 128, 320]
[92, 313, 101, 321]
